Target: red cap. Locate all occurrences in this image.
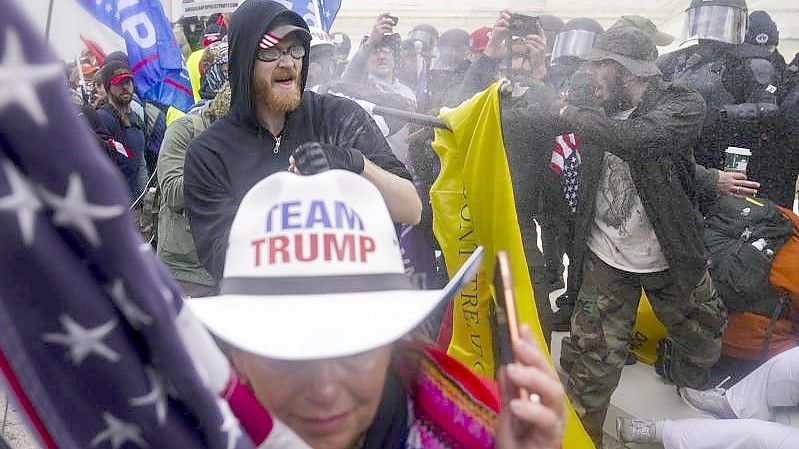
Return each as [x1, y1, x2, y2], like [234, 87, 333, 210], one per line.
[469, 26, 493, 52]
[109, 67, 132, 85]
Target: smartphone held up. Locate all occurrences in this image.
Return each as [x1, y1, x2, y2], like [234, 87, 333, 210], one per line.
[493, 251, 531, 402]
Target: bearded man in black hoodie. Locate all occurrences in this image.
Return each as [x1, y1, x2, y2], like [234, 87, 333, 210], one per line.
[184, 0, 422, 281]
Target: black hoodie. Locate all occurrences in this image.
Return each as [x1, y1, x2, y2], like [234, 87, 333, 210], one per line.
[184, 0, 411, 280]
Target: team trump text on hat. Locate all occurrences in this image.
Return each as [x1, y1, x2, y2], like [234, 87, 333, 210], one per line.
[251, 200, 376, 266]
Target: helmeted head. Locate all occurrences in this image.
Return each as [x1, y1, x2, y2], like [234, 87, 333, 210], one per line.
[227, 0, 311, 122]
[330, 32, 351, 77]
[433, 29, 470, 70]
[683, 0, 748, 45]
[539, 14, 565, 54]
[406, 24, 439, 57]
[745, 10, 779, 51]
[551, 17, 605, 67]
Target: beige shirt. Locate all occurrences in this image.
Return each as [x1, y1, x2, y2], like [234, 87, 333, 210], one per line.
[586, 108, 669, 273]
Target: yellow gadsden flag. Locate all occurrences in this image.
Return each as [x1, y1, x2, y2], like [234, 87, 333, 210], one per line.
[430, 82, 595, 449]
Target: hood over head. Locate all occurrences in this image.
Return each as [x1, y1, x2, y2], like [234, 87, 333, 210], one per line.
[227, 0, 310, 123]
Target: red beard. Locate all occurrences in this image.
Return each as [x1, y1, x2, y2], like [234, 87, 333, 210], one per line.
[253, 66, 302, 113]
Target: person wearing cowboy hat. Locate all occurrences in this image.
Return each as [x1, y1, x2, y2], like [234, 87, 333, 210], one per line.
[509, 25, 728, 445]
[187, 169, 567, 449]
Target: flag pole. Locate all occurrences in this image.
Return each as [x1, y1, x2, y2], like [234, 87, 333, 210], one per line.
[44, 0, 55, 43]
[369, 81, 513, 131]
[371, 105, 450, 130]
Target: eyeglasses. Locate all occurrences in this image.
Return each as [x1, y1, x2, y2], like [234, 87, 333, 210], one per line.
[256, 45, 306, 63]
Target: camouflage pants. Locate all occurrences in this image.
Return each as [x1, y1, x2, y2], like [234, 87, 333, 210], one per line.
[560, 252, 727, 445]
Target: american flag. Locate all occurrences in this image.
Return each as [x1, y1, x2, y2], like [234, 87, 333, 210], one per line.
[0, 3, 258, 448]
[549, 133, 582, 213]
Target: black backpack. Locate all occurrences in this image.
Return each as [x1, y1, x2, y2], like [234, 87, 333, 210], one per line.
[704, 196, 792, 314]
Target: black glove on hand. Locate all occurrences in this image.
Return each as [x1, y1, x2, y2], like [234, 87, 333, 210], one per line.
[518, 80, 565, 124]
[563, 71, 603, 111]
[292, 142, 366, 175]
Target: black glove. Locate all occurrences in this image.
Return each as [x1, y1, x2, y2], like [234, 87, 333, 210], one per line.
[523, 80, 565, 121]
[563, 71, 603, 111]
[292, 142, 366, 175]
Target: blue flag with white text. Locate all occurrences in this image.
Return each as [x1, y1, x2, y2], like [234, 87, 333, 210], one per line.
[78, 0, 194, 111]
[282, 0, 341, 32]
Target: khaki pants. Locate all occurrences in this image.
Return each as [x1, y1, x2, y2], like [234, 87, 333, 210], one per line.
[561, 252, 727, 445]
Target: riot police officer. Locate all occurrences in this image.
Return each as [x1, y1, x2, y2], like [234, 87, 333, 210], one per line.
[657, 0, 780, 178]
[547, 17, 604, 92]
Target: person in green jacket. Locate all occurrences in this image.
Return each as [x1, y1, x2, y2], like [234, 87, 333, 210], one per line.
[156, 82, 231, 297]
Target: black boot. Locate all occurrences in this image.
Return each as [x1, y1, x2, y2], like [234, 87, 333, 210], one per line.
[552, 292, 575, 332]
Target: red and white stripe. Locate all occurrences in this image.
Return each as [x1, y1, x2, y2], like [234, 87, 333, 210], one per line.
[107, 138, 132, 159]
[0, 346, 58, 449]
[549, 133, 580, 175]
[259, 32, 281, 49]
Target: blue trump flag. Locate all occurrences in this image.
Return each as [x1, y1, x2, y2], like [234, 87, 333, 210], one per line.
[278, 0, 342, 32]
[78, 0, 193, 111]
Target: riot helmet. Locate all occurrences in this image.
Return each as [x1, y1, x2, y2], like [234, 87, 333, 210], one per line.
[683, 0, 748, 45]
[406, 24, 439, 56]
[539, 14, 565, 54]
[330, 32, 351, 59]
[551, 18, 604, 65]
[433, 29, 470, 70]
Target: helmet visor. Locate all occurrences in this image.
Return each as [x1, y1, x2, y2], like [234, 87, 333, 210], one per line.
[683, 5, 747, 45]
[551, 30, 597, 62]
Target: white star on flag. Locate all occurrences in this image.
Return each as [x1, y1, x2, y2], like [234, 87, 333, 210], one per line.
[40, 173, 123, 247]
[0, 28, 63, 126]
[105, 3, 113, 14]
[91, 412, 149, 449]
[0, 160, 42, 246]
[42, 315, 120, 365]
[95, 0, 102, 5]
[159, 286, 176, 305]
[130, 367, 167, 426]
[108, 279, 153, 329]
[217, 399, 242, 449]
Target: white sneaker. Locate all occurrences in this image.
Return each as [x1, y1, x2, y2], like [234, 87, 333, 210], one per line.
[616, 417, 660, 444]
[678, 387, 736, 418]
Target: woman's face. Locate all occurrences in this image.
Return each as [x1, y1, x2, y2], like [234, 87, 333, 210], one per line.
[232, 346, 392, 449]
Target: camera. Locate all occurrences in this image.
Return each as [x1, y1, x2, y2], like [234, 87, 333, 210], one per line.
[386, 14, 399, 27]
[509, 13, 540, 38]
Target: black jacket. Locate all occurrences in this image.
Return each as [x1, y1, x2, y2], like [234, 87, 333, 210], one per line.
[506, 79, 708, 294]
[184, 0, 410, 280]
[563, 80, 708, 294]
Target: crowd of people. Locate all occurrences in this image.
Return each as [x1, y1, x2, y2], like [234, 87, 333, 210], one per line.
[61, 0, 799, 447]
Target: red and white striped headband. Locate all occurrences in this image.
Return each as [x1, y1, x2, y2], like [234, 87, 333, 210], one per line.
[258, 24, 310, 50]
